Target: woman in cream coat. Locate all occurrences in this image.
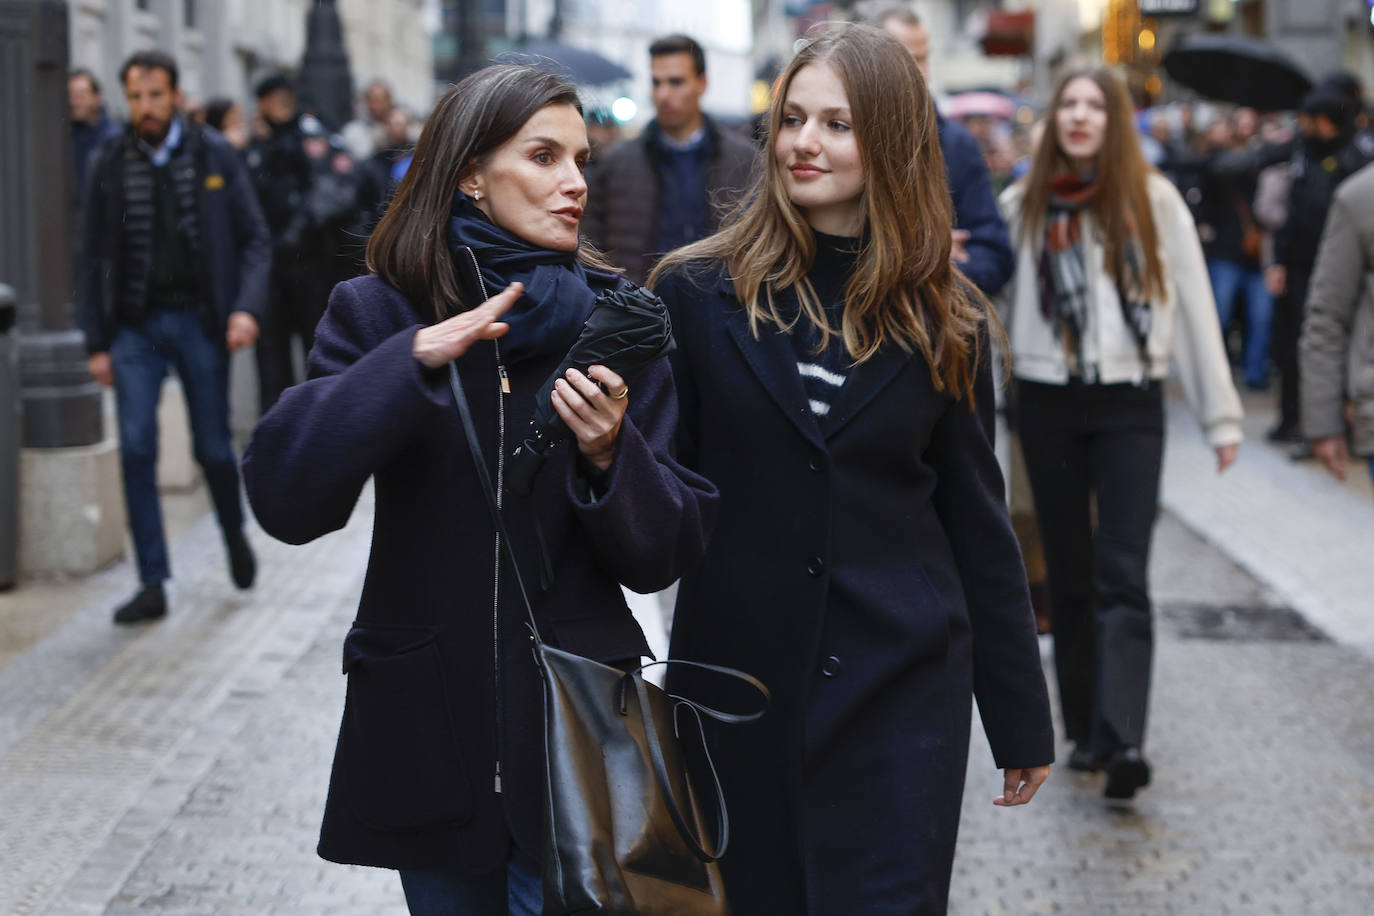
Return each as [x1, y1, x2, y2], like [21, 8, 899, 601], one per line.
[998, 65, 1242, 800]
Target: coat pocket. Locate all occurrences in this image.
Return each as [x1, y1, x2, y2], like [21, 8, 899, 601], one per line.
[341, 622, 472, 830]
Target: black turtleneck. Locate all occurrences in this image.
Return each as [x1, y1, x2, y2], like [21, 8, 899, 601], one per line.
[789, 229, 861, 424]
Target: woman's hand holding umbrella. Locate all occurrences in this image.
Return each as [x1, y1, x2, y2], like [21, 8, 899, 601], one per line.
[552, 365, 628, 472]
[412, 281, 522, 368]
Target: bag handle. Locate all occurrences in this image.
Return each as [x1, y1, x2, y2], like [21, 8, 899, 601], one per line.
[623, 661, 770, 862]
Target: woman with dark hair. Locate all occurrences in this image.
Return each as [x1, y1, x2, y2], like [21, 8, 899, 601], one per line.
[243, 65, 717, 914]
[202, 97, 248, 149]
[999, 65, 1242, 799]
[649, 25, 1053, 914]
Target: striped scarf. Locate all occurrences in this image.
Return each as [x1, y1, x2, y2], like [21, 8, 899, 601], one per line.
[1038, 172, 1150, 380]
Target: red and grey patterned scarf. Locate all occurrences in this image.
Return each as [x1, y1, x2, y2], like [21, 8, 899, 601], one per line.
[1038, 172, 1151, 380]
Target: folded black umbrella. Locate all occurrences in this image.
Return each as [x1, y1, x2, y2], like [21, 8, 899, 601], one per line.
[1162, 34, 1312, 111]
[506, 284, 676, 498]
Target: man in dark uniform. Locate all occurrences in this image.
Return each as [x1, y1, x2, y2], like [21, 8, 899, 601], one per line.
[78, 51, 271, 623]
[245, 73, 358, 413]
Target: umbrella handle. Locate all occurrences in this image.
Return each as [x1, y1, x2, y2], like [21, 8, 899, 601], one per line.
[506, 438, 553, 497]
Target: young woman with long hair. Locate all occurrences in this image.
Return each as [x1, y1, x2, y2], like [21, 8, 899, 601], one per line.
[243, 65, 716, 914]
[649, 25, 1054, 914]
[998, 65, 1242, 800]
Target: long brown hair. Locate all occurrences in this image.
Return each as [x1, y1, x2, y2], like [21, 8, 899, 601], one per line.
[366, 65, 613, 321]
[1016, 64, 1165, 301]
[647, 23, 994, 404]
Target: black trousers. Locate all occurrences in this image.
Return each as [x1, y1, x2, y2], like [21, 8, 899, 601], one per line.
[1273, 266, 1310, 433]
[1017, 379, 1163, 755]
[256, 254, 333, 414]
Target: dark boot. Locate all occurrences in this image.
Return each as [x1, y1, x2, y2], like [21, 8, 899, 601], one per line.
[227, 531, 256, 590]
[113, 583, 167, 625]
[1103, 747, 1152, 799]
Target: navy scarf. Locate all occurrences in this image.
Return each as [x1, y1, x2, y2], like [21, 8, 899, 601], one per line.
[447, 193, 597, 364]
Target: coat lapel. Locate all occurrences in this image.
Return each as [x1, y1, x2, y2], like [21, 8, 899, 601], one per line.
[821, 346, 910, 441]
[720, 290, 826, 451]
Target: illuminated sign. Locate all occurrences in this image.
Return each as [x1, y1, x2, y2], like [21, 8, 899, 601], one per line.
[1140, 0, 1200, 14]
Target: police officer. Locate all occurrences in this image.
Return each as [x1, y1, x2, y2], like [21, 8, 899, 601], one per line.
[245, 73, 358, 413]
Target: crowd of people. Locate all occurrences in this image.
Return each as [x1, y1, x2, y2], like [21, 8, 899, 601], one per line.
[64, 7, 1374, 914]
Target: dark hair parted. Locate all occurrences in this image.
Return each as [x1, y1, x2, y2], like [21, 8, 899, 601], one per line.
[120, 50, 179, 90]
[366, 65, 613, 322]
[1016, 64, 1165, 303]
[649, 34, 706, 76]
[649, 24, 997, 406]
[203, 98, 237, 132]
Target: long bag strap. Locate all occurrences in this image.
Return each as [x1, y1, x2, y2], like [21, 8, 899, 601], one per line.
[445, 361, 769, 864]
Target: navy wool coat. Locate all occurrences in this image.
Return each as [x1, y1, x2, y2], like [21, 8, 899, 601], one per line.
[243, 264, 718, 874]
[656, 266, 1055, 915]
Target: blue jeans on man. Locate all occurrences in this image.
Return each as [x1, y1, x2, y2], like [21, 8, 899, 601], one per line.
[1208, 258, 1274, 390]
[110, 309, 246, 587]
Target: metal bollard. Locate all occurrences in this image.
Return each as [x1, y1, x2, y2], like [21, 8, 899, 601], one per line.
[0, 283, 18, 588]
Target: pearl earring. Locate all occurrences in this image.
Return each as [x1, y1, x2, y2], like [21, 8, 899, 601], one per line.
[473, 190, 482, 201]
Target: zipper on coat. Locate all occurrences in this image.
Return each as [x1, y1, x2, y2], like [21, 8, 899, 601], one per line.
[466, 247, 507, 796]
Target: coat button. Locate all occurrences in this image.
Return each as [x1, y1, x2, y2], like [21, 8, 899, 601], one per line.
[806, 555, 825, 577]
[808, 451, 825, 473]
[821, 655, 842, 677]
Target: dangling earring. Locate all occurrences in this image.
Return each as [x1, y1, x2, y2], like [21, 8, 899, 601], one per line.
[473, 190, 482, 201]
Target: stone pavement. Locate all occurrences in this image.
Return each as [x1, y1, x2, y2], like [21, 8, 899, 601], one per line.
[1, 395, 1372, 914]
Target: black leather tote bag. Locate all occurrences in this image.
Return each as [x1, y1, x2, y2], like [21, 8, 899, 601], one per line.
[448, 364, 769, 916]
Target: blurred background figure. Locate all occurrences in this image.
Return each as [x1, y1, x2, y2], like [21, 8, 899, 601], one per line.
[584, 106, 622, 163]
[340, 78, 394, 161]
[203, 97, 250, 150]
[1197, 112, 1274, 391]
[581, 33, 757, 285]
[873, 4, 1013, 296]
[1267, 86, 1372, 445]
[999, 65, 1241, 801]
[69, 67, 121, 195]
[1300, 161, 1374, 487]
[245, 73, 359, 414]
[350, 104, 416, 266]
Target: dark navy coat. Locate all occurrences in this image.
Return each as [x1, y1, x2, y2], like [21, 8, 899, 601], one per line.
[243, 266, 717, 874]
[656, 265, 1054, 915]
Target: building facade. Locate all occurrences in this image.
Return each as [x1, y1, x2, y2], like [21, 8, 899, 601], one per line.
[67, 0, 437, 119]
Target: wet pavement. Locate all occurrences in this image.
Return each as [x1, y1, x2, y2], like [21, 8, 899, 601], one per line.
[1, 391, 1371, 914]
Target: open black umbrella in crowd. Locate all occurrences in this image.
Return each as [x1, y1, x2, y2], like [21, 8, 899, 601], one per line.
[495, 40, 632, 86]
[1162, 33, 1313, 110]
[505, 284, 676, 498]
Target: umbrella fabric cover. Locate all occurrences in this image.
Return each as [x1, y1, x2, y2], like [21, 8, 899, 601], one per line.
[1162, 34, 1312, 111]
[507, 284, 676, 497]
[944, 91, 1016, 121]
[495, 40, 632, 86]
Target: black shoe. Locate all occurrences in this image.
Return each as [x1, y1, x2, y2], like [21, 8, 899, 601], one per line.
[1267, 423, 1303, 444]
[113, 583, 167, 625]
[227, 532, 256, 590]
[1068, 744, 1106, 772]
[1103, 747, 1152, 799]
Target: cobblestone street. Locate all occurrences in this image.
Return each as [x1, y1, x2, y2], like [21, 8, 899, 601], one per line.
[2, 395, 1372, 915]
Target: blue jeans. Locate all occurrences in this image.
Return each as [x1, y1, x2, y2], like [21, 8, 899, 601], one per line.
[399, 850, 542, 915]
[110, 309, 244, 585]
[1208, 258, 1274, 389]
